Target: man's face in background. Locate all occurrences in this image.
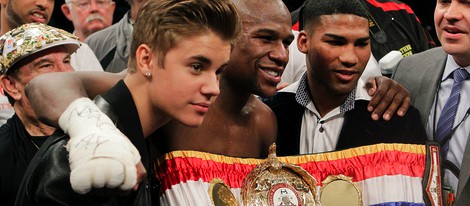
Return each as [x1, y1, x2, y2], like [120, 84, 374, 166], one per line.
[4, 0, 53, 30]
[61, 0, 115, 40]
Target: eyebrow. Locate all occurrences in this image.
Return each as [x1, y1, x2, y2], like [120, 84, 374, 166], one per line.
[256, 28, 295, 41]
[256, 28, 279, 35]
[32, 53, 72, 67]
[324, 33, 370, 41]
[356, 37, 370, 42]
[191, 55, 212, 65]
[32, 58, 53, 67]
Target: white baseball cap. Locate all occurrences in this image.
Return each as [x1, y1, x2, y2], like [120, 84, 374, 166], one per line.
[0, 23, 81, 74]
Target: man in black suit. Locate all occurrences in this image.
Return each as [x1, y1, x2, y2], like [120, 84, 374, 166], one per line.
[264, 0, 427, 156]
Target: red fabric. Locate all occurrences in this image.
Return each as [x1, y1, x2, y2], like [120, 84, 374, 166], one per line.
[366, 0, 414, 14]
[155, 149, 425, 190]
[292, 22, 299, 31]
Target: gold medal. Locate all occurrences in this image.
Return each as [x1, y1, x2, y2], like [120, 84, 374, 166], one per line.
[320, 175, 362, 206]
[208, 178, 239, 206]
[241, 144, 318, 206]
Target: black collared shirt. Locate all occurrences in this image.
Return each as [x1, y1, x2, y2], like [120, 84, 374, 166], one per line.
[0, 114, 48, 206]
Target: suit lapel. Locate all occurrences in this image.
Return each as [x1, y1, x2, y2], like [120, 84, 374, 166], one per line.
[413, 48, 447, 127]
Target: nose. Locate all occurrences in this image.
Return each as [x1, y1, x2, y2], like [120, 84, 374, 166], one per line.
[443, 1, 463, 22]
[201, 74, 220, 97]
[339, 46, 359, 68]
[269, 41, 289, 66]
[89, 1, 100, 11]
[35, 0, 51, 9]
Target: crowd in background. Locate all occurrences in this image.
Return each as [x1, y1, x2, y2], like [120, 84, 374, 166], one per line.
[49, 0, 440, 46]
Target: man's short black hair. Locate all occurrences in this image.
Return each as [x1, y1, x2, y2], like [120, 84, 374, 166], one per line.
[302, 0, 368, 31]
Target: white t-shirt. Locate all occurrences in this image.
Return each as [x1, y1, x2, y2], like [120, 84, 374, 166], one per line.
[71, 43, 103, 72]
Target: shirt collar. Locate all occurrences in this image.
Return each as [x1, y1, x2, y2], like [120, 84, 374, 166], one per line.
[294, 72, 357, 113]
[442, 55, 470, 80]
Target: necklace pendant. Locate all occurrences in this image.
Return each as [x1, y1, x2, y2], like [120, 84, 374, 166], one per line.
[319, 126, 324, 133]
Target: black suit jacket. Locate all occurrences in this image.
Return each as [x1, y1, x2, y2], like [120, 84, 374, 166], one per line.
[264, 92, 427, 156]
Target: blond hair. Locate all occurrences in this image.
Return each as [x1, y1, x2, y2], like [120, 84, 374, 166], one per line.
[127, 0, 241, 72]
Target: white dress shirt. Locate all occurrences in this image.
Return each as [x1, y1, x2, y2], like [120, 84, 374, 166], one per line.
[280, 76, 371, 154]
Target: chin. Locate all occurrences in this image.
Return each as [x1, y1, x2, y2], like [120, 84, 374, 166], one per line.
[442, 44, 468, 56]
[89, 25, 106, 32]
[257, 87, 277, 98]
[335, 87, 356, 96]
[179, 118, 204, 128]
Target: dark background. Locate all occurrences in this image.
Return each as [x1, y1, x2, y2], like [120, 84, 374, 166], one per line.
[281, 0, 439, 45]
[50, 0, 438, 45]
[401, 0, 439, 45]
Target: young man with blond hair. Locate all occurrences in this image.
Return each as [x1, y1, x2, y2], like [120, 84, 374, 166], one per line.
[15, 0, 241, 205]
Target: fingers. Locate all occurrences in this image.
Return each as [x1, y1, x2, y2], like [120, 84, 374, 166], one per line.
[105, 159, 129, 189]
[70, 158, 130, 194]
[370, 87, 394, 121]
[120, 159, 138, 191]
[70, 164, 93, 194]
[368, 76, 411, 121]
[367, 77, 390, 114]
[61, 98, 142, 194]
[92, 162, 107, 188]
[66, 130, 141, 194]
[376, 89, 410, 120]
[364, 76, 378, 97]
[397, 95, 411, 117]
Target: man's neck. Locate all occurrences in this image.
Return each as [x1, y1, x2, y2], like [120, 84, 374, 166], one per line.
[14, 106, 56, 136]
[216, 77, 254, 116]
[130, 2, 142, 21]
[453, 54, 470, 68]
[73, 30, 86, 42]
[307, 78, 349, 117]
[125, 74, 170, 138]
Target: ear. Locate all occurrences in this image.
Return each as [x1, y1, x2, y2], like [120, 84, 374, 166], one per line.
[0, 75, 22, 101]
[135, 44, 155, 77]
[61, 4, 73, 21]
[297, 31, 309, 54]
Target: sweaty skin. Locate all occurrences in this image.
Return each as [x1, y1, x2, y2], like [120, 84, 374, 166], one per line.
[154, 0, 293, 158]
[25, 70, 125, 127]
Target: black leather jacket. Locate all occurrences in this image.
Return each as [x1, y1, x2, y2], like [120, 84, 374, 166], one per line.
[15, 81, 157, 206]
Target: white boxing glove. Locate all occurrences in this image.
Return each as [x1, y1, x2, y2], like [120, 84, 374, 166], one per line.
[59, 97, 141, 194]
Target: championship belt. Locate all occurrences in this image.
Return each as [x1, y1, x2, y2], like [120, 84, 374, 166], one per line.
[423, 141, 443, 206]
[241, 144, 318, 205]
[155, 143, 442, 206]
